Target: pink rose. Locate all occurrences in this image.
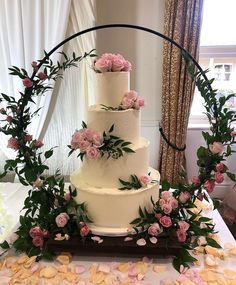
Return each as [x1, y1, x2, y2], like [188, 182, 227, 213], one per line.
[158, 199, 166, 207]
[86, 146, 100, 159]
[78, 140, 91, 152]
[29, 226, 43, 238]
[169, 198, 178, 209]
[55, 213, 69, 228]
[176, 229, 187, 242]
[85, 128, 95, 141]
[25, 134, 33, 142]
[0, 107, 6, 114]
[121, 96, 133, 109]
[147, 223, 162, 236]
[32, 236, 44, 247]
[38, 72, 47, 80]
[122, 60, 132, 72]
[112, 57, 125, 72]
[139, 174, 152, 186]
[7, 137, 19, 150]
[137, 97, 145, 108]
[92, 131, 103, 147]
[179, 192, 191, 203]
[33, 177, 43, 188]
[31, 61, 38, 69]
[23, 78, 33, 88]
[215, 172, 224, 184]
[231, 131, 236, 137]
[71, 129, 87, 149]
[159, 216, 172, 228]
[125, 90, 138, 101]
[101, 53, 116, 61]
[215, 163, 225, 172]
[161, 203, 172, 214]
[94, 58, 112, 72]
[6, 116, 13, 123]
[160, 191, 172, 200]
[35, 140, 44, 148]
[80, 225, 90, 237]
[209, 142, 224, 154]
[204, 180, 215, 193]
[178, 221, 190, 232]
[191, 176, 201, 185]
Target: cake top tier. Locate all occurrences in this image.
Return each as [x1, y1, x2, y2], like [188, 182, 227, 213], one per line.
[93, 53, 144, 109]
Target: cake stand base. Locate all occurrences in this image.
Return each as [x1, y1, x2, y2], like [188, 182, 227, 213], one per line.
[47, 236, 182, 257]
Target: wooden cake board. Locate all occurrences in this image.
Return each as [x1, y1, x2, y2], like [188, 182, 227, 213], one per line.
[47, 236, 182, 258]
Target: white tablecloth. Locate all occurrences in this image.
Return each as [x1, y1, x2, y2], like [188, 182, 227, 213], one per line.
[0, 183, 236, 284]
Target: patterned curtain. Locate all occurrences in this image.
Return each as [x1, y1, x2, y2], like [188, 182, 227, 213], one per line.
[158, 0, 203, 184]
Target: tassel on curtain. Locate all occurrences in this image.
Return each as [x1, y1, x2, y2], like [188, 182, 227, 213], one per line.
[158, 0, 203, 184]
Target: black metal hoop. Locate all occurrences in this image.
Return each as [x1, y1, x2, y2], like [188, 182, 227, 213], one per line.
[31, 24, 212, 151]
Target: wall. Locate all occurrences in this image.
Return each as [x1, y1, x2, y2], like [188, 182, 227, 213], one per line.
[96, 0, 165, 168]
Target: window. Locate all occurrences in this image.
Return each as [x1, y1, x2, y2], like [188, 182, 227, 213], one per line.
[214, 64, 232, 81]
[189, 0, 236, 123]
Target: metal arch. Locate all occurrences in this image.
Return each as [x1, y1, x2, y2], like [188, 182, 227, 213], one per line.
[32, 24, 212, 91]
[31, 24, 213, 151]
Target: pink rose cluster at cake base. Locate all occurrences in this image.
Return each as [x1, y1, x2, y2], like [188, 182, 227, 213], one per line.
[70, 128, 103, 159]
[94, 53, 131, 73]
[121, 90, 145, 110]
[29, 226, 50, 248]
[158, 191, 178, 215]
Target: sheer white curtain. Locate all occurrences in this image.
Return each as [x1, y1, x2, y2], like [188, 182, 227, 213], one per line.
[42, 0, 96, 178]
[0, 0, 71, 162]
[0, 0, 96, 179]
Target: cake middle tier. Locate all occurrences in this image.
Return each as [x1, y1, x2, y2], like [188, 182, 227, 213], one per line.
[76, 138, 150, 188]
[87, 106, 140, 144]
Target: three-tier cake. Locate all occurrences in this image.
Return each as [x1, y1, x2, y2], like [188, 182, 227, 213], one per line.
[70, 53, 160, 236]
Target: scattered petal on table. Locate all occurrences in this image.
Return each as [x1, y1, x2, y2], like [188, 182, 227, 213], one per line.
[136, 238, 146, 246]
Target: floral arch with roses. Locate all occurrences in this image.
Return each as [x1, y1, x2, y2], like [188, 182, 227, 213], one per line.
[0, 24, 236, 271]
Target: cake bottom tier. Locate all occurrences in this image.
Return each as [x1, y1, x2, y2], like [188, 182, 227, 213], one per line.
[71, 168, 160, 236]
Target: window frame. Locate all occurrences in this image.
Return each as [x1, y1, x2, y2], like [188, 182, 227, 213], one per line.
[189, 45, 236, 127]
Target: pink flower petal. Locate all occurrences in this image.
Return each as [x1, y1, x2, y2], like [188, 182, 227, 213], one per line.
[75, 264, 86, 274]
[136, 238, 146, 246]
[124, 237, 133, 242]
[98, 238, 104, 244]
[149, 237, 158, 244]
[98, 264, 111, 273]
[91, 236, 101, 242]
[128, 266, 139, 277]
[29, 263, 40, 273]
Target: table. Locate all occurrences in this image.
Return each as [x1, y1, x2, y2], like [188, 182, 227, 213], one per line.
[0, 183, 236, 284]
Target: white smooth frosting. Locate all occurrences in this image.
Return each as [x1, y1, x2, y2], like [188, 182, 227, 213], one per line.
[87, 106, 140, 144]
[96, 72, 129, 107]
[73, 138, 150, 188]
[72, 168, 160, 236]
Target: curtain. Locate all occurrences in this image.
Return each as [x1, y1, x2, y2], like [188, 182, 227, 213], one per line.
[0, 0, 71, 162]
[0, 0, 96, 180]
[158, 0, 203, 184]
[39, 0, 96, 178]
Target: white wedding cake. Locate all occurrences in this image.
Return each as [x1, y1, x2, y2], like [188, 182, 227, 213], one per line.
[70, 53, 160, 236]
